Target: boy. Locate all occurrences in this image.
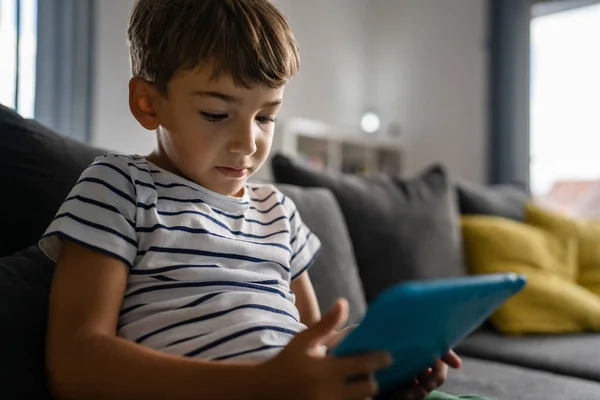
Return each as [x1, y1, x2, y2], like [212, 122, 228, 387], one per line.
[40, 1, 481, 399]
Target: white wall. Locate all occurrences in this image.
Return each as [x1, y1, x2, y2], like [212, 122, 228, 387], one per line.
[368, 0, 489, 183]
[92, 0, 371, 153]
[92, 0, 154, 154]
[271, 0, 370, 129]
[91, 0, 488, 183]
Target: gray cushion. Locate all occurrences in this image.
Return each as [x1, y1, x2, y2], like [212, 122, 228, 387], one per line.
[0, 246, 54, 399]
[456, 331, 600, 382]
[272, 154, 464, 302]
[0, 104, 107, 257]
[276, 184, 367, 325]
[444, 356, 600, 400]
[456, 180, 530, 221]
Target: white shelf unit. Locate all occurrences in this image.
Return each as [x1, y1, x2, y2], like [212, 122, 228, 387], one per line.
[254, 118, 405, 182]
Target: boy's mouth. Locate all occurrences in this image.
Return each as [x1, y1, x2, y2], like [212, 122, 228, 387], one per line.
[216, 166, 248, 178]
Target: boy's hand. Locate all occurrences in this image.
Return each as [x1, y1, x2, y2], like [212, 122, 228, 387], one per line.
[323, 323, 359, 351]
[260, 299, 392, 400]
[379, 351, 462, 400]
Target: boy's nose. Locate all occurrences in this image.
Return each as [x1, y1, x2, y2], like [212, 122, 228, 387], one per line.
[227, 122, 258, 156]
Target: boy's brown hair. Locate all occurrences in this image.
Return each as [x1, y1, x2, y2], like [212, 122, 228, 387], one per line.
[128, 0, 300, 94]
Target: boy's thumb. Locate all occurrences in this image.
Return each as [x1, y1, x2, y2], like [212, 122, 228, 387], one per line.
[294, 298, 349, 349]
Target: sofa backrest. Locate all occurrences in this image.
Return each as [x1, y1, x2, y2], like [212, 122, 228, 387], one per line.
[0, 104, 107, 256]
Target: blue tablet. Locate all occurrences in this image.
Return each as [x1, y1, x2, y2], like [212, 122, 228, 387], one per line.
[332, 273, 526, 391]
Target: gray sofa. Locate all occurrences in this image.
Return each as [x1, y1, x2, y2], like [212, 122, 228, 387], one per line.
[277, 184, 600, 400]
[2, 103, 600, 399]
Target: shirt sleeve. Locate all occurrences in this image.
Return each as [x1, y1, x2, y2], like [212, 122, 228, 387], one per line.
[287, 197, 322, 281]
[39, 154, 138, 268]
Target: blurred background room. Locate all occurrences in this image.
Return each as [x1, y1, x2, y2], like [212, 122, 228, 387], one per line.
[2, 0, 599, 215]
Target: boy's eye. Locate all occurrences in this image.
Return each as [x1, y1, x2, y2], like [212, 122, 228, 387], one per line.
[256, 115, 277, 125]
[200, 112, 228, 122]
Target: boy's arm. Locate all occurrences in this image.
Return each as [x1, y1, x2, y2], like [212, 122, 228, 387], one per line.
[47, 240, 264, 400]
[292, 272, 354, 350]
[290, 271, 321, 327]
[49, 242, 390, 400]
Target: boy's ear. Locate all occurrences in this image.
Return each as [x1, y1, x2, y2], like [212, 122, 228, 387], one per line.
[129, 77, 161, 130]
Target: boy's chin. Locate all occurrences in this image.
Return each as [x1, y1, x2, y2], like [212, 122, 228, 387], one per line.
[210, 180, 247, 198]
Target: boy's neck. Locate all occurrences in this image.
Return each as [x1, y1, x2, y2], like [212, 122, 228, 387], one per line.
[146, 149, 180, 177]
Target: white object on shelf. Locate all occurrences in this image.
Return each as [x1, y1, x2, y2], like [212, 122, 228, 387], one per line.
[253, 118, 405, 182]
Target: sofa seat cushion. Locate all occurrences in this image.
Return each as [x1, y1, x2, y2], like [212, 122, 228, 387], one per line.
[456, 331, 600, 382]
[272, 154, 464, 302]
[444, 356, 600, 400]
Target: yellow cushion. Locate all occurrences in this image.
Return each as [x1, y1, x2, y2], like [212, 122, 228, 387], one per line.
[461, 216, 600, 334]
[577, 221, 600, 294]
[525, 203, 600, 294]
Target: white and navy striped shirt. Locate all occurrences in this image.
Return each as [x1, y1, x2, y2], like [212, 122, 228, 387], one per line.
[39, 154, 321, 361]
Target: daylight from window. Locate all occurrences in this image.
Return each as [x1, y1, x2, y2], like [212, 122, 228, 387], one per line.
[530, 4, 600, 216]
[0, 0, 37, 117]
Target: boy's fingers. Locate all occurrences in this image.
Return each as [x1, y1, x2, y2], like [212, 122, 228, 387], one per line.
[442, 350, 462, 369]
[424, 361, 448, 390]
[325, 323, 359, 349]
[336, 324, 359, 338]
[414, 368, 433, 387]
[294, 298, 349, 349]
[414, 359, 448, 392]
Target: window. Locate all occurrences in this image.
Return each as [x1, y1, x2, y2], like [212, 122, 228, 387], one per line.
[530, 3, 600, 216]
[0, 0, 37, 118]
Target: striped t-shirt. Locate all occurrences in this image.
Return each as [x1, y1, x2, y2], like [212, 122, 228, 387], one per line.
[39, 153, 321, 362]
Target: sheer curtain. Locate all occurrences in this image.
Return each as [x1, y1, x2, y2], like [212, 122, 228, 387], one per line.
[0, 0, 37, 118]
[34, 0, 95, 141]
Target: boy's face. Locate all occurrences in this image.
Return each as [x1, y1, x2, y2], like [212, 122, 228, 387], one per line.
[132, 65, 284, 197]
